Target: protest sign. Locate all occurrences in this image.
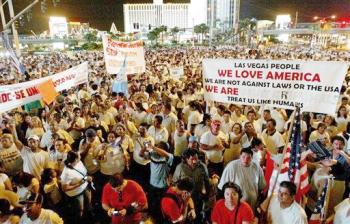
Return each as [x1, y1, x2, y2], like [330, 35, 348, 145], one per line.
[169, 66, 184, 79]
[37, 79, 59, 105]
[0, 62, 88, 113]
[202, 59, 348, 114]
[102, 36, 145, 75]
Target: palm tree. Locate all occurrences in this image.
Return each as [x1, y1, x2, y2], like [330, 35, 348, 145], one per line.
[147, 29, 160, 44]
[170, 26, 180, 43]
[238, 18, 257, 46]
[158, 25, 167, 44]
[194, 23, 209, 44]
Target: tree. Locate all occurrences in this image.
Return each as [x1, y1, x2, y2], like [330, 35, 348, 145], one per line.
[158, 25, 167, 44]
[194, 23, 209, 44]
[147, 29, 160, 44]
[170, 26, 180, 43]
[238, 18, 257, 46]
[84, 31, 98, 43]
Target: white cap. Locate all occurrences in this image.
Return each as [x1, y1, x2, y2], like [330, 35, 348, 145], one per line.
[27, 135, 40, 141]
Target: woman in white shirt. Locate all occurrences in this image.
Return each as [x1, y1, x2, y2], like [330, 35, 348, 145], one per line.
[25, 116, 45, 139]
[98, 131, 127, 176]
[132, 102, 148, 128]
[336, 105, 349, 133]
[61, 151, 93, 219]
[12, 172, 39, 202]
[194, 114, 212, 139]
[187, 101, 203, 131]
[224, 123, 244, 166]
[309, 123, 331, 147]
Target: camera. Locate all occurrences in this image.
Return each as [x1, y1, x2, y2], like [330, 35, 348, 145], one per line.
[112, 210, 120, 215]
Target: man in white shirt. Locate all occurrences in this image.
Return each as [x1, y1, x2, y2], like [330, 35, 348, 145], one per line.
[12, 134, 49, 180]
[264, 181, 307, 224]
[20, 193, 63, 224]
[261, 119, 285, 155]
[221, 110, 234, 134]
[255, 109, 272, 134]
[200, 120, 228, 175]
[218, 147, 266, 208]
[148, 115, 169, 144]
[162, 102, 177, 141]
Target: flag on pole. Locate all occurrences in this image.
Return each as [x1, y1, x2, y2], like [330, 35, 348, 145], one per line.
[112, 56, 128, 96]
[1, 32, 26, 74]
[309, 179, 329, 224]
[280, 107, 310, 202]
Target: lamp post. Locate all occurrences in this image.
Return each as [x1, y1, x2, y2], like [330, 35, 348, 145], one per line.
[209, 0, 214, 48]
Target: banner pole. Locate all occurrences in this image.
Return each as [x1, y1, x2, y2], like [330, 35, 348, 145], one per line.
[321, 175, 334, 224]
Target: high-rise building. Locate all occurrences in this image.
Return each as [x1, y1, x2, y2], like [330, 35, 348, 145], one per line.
[123, 0, 208, 33]
[208, 0, 240, 31]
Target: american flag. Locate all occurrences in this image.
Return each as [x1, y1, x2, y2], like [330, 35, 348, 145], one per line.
[309, 179, 329, 224]
[1, 32, 26, 75]
[280, 107, 310, 202]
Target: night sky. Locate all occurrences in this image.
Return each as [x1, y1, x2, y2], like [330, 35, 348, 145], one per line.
[10, 0, 350, 33]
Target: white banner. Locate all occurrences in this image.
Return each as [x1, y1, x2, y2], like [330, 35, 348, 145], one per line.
[0, 62, 89, 113]
[169, 66, 184, 79]
[102, 36, 146, 74]
[202, 59, 348, 114]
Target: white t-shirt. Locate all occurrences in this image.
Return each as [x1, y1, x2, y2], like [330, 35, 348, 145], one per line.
[261, 130, 285, 155]
[187, 111, 202, 130]
[20, 208, 63, 224]
[21, 147, 49, 180]
[147, 126, 169, 144]
[334, 198, 350, 224]
[133, 136, 154, 165]
[60, 161, 88, 197]
[200, 130, 227, 163]
[0, 173, 9, 189]
[100, 144, 125, 175]
[173, 131, 188, 157]
[268, 195, 308, 224]
[194, 124, 210, 139]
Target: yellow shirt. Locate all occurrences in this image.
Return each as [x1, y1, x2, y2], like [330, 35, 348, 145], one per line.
[56, 129, 74, 145]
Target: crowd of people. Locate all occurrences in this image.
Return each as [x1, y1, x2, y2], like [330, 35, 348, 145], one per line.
[0, 45, 350, 224]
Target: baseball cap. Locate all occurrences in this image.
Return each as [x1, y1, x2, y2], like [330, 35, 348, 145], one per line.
[188, 136, 198, 143]
[27, 135, 40, 141]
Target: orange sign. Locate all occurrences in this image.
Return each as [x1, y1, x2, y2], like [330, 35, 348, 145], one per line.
[37, 79, 59, 104]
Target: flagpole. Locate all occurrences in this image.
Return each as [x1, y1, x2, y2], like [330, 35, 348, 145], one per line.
[260, 107, 298, 223]
[321, 175, 334, 224]
[271, 107, 298, 191]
